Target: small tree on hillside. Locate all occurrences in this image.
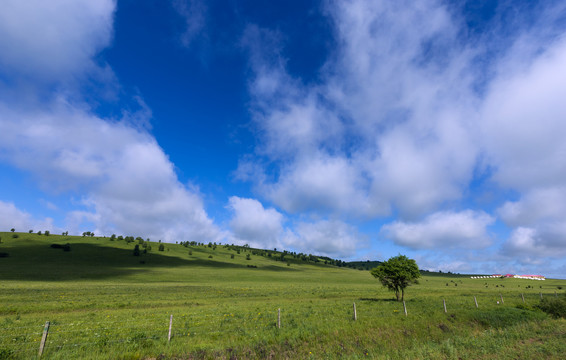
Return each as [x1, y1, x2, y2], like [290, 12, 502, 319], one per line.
[370, 255, 420, 302]
[10, 228, 15, 232]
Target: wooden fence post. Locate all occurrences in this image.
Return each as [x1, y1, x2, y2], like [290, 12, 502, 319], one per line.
[277, 308, 281, 328]
[521, 293, 525, 303]
[443, 299, 447, 313]
[499, 294, 504, 304]
[474, 296, 478, 308]
[540, 292, 543, 300]
[168, 315, 173, 342]
[353, 303, 357, 321]
[38, 321, 50, 358]
[403, 301, 407, 316]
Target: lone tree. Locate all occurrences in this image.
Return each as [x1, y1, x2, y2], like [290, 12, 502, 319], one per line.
[370, 255, 420, 301]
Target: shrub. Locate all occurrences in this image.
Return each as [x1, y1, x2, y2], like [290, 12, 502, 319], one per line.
[230, 254, 234, 259]
[11, 234, 18, 239]
[208, 255, 213, 259]
[133, 245, 140, 256]
[537, 295, 566, 319]
[246, 254, 251, 260]
[158, 244, 165, 251]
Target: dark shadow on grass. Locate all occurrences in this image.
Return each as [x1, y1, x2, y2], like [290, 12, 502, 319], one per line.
[359, 297, 399, 302]
[0, 242, 303, 281]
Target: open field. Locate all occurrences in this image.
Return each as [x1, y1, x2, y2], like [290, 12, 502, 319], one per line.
[1, 232, 565, 359]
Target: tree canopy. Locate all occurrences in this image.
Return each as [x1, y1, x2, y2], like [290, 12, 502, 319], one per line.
[370, 254, 420, 301]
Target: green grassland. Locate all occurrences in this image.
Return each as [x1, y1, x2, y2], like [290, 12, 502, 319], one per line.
[1, 232, 565, 359]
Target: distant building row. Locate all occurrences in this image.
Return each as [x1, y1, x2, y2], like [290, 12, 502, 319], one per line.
[470, 274, 545, 280]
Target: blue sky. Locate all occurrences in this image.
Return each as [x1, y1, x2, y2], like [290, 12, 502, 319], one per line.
[1, 0, 566, 278]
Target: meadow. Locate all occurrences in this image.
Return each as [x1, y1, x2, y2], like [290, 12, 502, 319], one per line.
[0, 232, 565, 359]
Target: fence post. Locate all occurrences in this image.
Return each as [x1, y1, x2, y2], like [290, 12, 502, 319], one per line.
[353, 302, 357, 321]
[38, 321, 50, 358]
[474, 296, 478, 308]
[540, 292, 543, 300]
[443, 299, 447, 313]
[168, 315, 173, 342]
[277, 308, 281, 328]
[521, 293, 525, 303]
[403, 301, 407, 316]
[499, 294, 504, 304]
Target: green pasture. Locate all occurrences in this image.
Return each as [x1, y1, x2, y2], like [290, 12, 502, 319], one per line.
[1, 232, 565, 359]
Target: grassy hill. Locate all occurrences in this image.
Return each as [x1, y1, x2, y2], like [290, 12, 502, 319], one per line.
[1, 231, 565, 359]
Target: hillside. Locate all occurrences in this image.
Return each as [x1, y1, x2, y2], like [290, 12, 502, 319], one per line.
[1, 231, 565, 359]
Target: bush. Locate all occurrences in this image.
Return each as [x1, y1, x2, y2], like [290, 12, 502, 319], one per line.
[230, 254, 235, 259]
[246, 254, 251, 260]
[133, 245, 140, 256]
[158, 244, 165, 251]
[11, 234, 18, 239]
[208, 255, 213, 259]
[537, 295, 566, 319]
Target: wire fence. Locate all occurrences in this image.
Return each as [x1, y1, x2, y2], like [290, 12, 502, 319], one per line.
[1, 290, 562, 358]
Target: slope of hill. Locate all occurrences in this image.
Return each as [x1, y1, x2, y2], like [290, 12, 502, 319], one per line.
[1, 231, 565, 360]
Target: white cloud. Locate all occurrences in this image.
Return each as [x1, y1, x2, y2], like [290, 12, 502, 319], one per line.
[381, 210, 495, 250]
[0, 100, 224, 243]
[0, 0, 115, 82]
[502, 225, 566, 262]
[240, 0, 566, 270]
[172, 0, 207, 47]
[242, 0, 478, 219]
[286, 219, 368, 258]
[227, 196, 284, 249]
[480, 37, 566, 191]
[0, 201, 56, 233]
[226, 197, 366, 258]
[0, 0, 223, 244]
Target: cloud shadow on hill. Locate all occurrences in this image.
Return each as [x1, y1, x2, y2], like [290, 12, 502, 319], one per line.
[0, 242, 298, 281]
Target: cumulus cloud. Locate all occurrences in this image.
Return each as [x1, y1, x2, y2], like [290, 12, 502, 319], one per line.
[0, 0, 223, 243]
[226, 196, 366, 258]
[239, 0, 566, 267]
[480, 36, 566, 191]
[0, 201, 56, 233]
[0, 100, 224, 243]
[227, 196, 284, 249]
[0, 0, 115, 83]
[503, 226, 566, 262]
[381, 210, 495, 250]
[241, 0, 478, 219]
[286, 219, 368, 258]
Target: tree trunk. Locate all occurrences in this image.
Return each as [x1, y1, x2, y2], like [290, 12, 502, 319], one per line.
[401, 288, 405, 302]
